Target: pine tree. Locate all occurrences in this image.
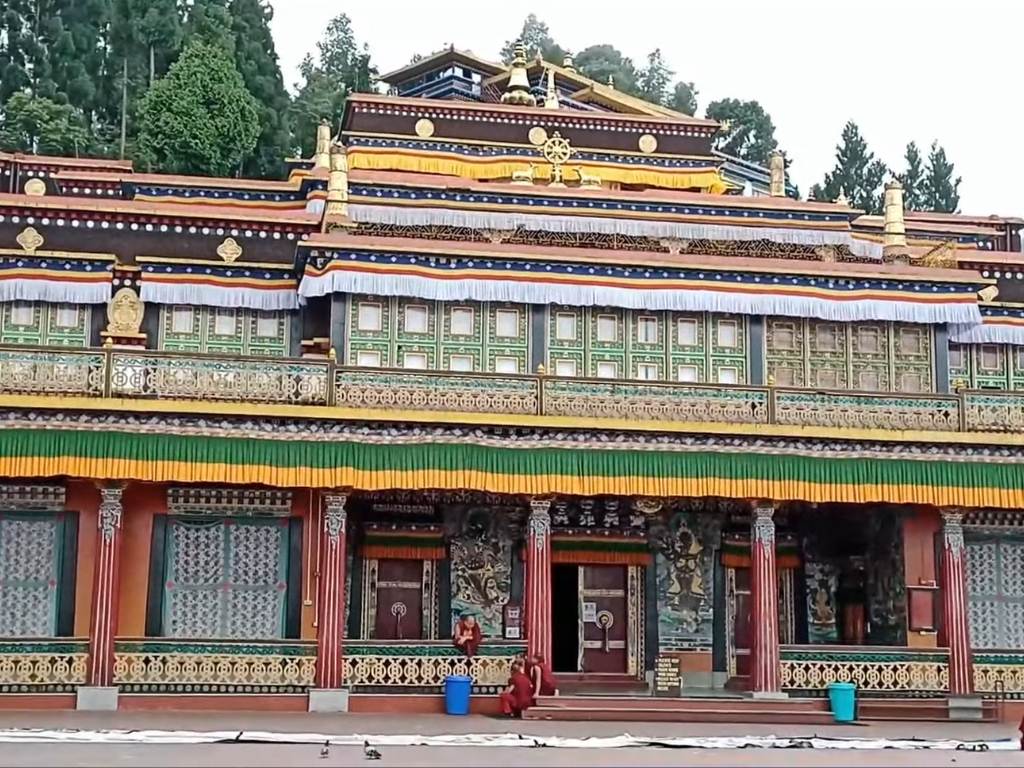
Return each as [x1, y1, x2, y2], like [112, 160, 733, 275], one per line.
[637, 49, 672, 106]
[668, 81, 697, 116]
[815, 121, 887, 214]
[291, 13, 376, 158]
[0, 0, 52, 102]
[229, 0, 291, 178]
[922, 141, 961, 213]
[0, 91, 91, 155]
[898, 141, 926, 211]
[186, 0, 236, 54]
[706, 98, 778, 166]
[575, 44, 639, 95]
[136, 39, 259, 175]
[500, 14, 564, 64]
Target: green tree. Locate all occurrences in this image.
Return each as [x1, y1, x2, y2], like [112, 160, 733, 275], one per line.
[47, 0, 113, 122]
[637, 48, 672, 106]
[897, 141, 926, 211]
[185, 0, 236, 55]
[575, 44, 638, 95]
[229, 0, 291, 178]
[706, 98, 778, 166]
[813, 121, 887, 214]
[922, 140, 961, 213]
[136, 40, 259, 176]
[291, 13, 376, 158]
[500, 14, 564, 64]
[668, 81, 697, 116]
[0, 0, 50, 102]
[0, 91, 91, 155]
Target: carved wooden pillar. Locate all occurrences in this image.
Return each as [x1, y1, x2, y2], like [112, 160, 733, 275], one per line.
[749, 501, 781, 694]
[525, 498, 552, 663]
[86, 483, 126, 687]
[316, 492, 348, 689]
[940, 509, 974, 696]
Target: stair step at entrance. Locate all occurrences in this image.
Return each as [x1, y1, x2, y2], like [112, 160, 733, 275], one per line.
[535, 695, 830, 712]
[525, 705, 837, 725]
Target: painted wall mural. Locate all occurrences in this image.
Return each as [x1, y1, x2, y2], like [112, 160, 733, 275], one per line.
[803, 559, 839, 643]
[651, 511, 720, 651]
[446, 506, 517, 637]
[866, 511, 907, 645]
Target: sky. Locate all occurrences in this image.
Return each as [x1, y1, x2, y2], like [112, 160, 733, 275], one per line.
[268, 0, 1023, 217]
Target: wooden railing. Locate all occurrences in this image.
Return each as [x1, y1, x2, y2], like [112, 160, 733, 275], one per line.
[343, 640, 526, 692]
[1, 344, 1021, 434]
[780, 645, 950, 696]
[0, 638, 89, 693]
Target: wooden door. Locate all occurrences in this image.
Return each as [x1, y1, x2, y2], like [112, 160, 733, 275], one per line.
[580, 565, 628, 673]
[374, 559, 423, 640]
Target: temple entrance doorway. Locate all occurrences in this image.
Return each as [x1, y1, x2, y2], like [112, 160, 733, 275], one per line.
[550, 564, 631, 674]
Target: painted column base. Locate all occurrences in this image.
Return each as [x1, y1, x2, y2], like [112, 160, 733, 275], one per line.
[750, 690, 789, 700]
[308, 688, 350, 713]
[947, 695, 984, 721]
[76, 686, 118, 711]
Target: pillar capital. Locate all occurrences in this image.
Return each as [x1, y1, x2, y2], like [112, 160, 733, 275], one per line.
[97, 482, 126, 542]
[751, 502, 775, 544]
[322, 492, 348, 545]
[940, 508, 966, 555]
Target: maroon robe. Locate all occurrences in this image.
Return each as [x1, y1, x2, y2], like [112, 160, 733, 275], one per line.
[453, 619, 482, 657]
[528, 661, 558, 696]
[499, 670, 535, 716]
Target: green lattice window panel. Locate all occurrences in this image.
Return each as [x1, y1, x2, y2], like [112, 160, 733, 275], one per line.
[159, 306, 288, 356]
[0, 512, 63, 637]
[0, 302, 90, 347]
[948, 343, 971, 389]
[767, 318, 933, 393]
[949, 343, 1024, 391]
[162, 516, 289, 640]
[1013, 347, 1024, 391]
[348, 295, 530, 374]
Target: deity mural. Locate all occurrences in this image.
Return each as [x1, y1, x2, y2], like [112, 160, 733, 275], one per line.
[804, 559, 839, 643]
[652, 512, 718, 647]
[447, 507, 515, 637]
[866, 512, 908, 645]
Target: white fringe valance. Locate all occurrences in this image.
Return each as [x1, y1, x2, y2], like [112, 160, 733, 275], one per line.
[299, 269, 982, 326]
[140, 282, 299, 311]
[949, 322, 1024, 346]
[349, 203, 884, 260]
[0, 279, 111, 305]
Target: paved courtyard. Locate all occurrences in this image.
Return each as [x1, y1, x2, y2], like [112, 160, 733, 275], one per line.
[0, 712, 1020, 767]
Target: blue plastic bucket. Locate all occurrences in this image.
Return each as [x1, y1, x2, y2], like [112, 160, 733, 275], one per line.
[444, 674, 472, 716]
[827, 682, 856, 723]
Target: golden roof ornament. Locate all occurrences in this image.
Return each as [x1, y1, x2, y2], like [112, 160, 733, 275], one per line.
[16, 226, 44, 254]
[768, 150, 786, 198]
[562, 53, 575, 71]
[23, 178, 46, 196]
[541, 131, 573, 187]
[606, 74, 615, 89]
[105, 287, 144, 337]
[501, 41, 537, 107]
[313, 119, 331, 170]
[834, 187, 850, 207]
[978, 285, 1000, 303]
[916, 239, 958, 269]
[882, 179, 907, 258]
[217, 237, 243, 263]
[323, 142, 350, 229]
[543, 68, 559, 110]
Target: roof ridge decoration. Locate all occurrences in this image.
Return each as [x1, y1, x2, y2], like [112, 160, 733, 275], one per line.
[501, 41, 537, 108]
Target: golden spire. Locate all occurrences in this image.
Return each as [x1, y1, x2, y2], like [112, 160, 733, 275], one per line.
[313, 119, 331, 170]
[883, 179, 907, 257]
[501, 40, 538, 107]
[768, 150, 785, 198]
[322, 142, 349, 231]
[562, 53, 575, 71]
[543, 68, 559, 110]
[835, 187, 850, 207]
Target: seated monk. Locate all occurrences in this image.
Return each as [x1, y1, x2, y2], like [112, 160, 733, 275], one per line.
[453, 613, 482, 657]
[527, 653, 558, 696]
[499, 660, 534, 718]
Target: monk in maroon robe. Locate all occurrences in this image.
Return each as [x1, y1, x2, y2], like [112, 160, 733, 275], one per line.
[499, 660, 534, 718]
[527, 654, 558, 696]
[453, 614, 482, 657]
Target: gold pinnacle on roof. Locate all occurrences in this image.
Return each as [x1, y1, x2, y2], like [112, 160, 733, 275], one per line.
[606, 74, 615, 89]
[501, 41, 537, 107]
[563, 53, 575, 71]
[835, 187, 850, 207]
[883, 179, 907, 257]
[313, 119, 331, 170]
[323, 142, 350, 230]
[543, 68, 559, 110]
[768, 150, 785, 197]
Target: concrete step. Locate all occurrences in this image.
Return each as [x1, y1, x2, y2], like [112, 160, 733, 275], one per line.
[536, 695, 829, 712]
[525, 705, 837, 725]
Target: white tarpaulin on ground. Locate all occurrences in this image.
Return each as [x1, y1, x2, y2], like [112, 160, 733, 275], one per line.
[0, 729, 1012, 751]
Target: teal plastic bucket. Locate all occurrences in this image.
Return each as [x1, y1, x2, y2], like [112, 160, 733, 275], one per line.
[827, 682, 856, 722]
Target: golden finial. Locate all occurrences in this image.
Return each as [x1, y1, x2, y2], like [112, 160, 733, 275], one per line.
[313, 119, 331, 170]
[536, 363, 547, 375]
[323, 142, 349, 227]
[217, 237, 243, 263]
[769, 150, 786, 198]
[883, 179, 907, 258]
[835, 187, 850, 207]
[952, 377, 967, 393]
[16, 226, 44, 254]
[328, 347, 337, 362]
[501, 40, 537, 107]
[766, 374, 776, 387]
[562, 53, 575, 71]
[606, 74, 615, 89]
[543, 68, 559, 110]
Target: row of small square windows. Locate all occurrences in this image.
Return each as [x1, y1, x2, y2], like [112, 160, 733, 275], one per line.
[355, 302, 740, 347]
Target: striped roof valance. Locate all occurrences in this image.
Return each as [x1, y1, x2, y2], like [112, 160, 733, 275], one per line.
[139, 260, 299, 311]
[950, 305, 1024, 346]
[0, 253, 113, 304]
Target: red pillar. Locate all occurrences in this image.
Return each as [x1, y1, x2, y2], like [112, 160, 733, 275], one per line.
[525, 498, 552, 664]
[315, 492, 348, 689]
[750, 501, 781, 694]
[940, 509, 974, 696]
[86, 483, 125, 688]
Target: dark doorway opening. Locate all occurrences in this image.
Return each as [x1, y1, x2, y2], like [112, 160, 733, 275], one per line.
[551, 564, 579, 673]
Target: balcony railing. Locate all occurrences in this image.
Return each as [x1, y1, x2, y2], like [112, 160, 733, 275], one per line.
[0, 638, 89, 693]
[1, 344, 1021, 434]
[780, 645, 950, 696]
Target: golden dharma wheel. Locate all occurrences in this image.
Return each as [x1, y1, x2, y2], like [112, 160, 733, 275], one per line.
[542, 132, 572, 165]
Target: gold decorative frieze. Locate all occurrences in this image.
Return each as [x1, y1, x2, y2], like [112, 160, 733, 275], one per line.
[15, 226, 44, 254]
[638, 133, 658, 154]
[105, 287, 144, 336]
[217, 237, 243, 263]
[23, 178, 46, 196]
[414, 118, 435, 138]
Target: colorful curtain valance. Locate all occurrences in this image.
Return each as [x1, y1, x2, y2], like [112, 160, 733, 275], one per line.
[3, 426, 1024, 509]
[300, 248, 984, 326]
[0, 255, 113, 304]
[360, 525, 445, 560]
[550, 533, 651, 566]
[950, 306, 1024, 346]
[720, 537, 801, 569]
[347, 138, 729, 193]
[139, 261, 299, 311]
[348, 201, 883, 261]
